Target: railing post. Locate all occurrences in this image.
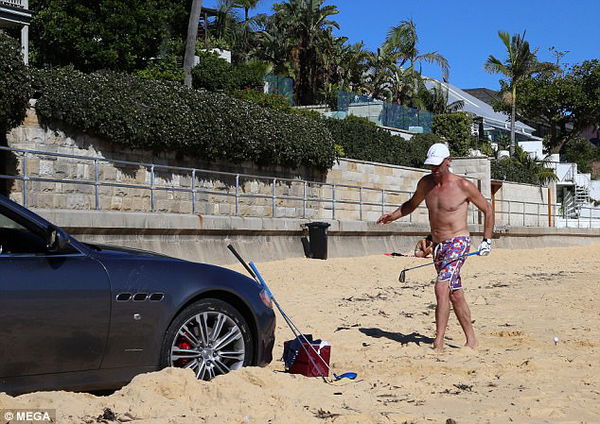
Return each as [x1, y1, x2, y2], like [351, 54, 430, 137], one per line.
[537, 202, 540, 227]
[332, 184, 336, 220]
[508, 201, 511, 225]
[150, 164, 155, 212]
[235, 174, 240, 216]
[303, 181, 307, 219]
[191, 169, 196, 214]
[22, 152, 29, 207]
[381, 189, 385, 215]
[359, 186, 363, 221]
[522, 201, 526, 226]
[94, 159, 100, 210]
[272, 178, 276, 217]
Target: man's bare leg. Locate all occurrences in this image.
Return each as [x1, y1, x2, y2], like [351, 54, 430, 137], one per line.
[433, 281, 451, 352]
[449, 289, 478, 349]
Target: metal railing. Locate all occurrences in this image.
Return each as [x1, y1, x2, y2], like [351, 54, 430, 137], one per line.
[494, 198, 558, 228]
[1, 0, 28, 9]
[2, 146, 599, 228]
[335, 91, 433, 133]
[0, 146, 429, 221]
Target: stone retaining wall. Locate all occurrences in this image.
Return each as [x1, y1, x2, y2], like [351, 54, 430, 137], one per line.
[5, 107, 434, 223]
[5, 106, 555, 228]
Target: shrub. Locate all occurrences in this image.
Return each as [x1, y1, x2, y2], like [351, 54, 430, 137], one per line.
[191, 52, 263, 92]
[136, 56, 184, 83]
[232, 89, 292, 111]
[290, 108, 322, 120]
[33, 68, 335, 169]
[491, 158, 538, 184]
[432, 112, 473, 156]
[0, 32, 31, 133]
[560, 136, 600, 173]
[322, 115, 420, 166]
[343, 114, 378, 128]
[408, 133, 444, 166]
[491, 146, 557, 185]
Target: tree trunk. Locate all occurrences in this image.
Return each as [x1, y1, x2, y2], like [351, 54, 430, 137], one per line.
[509, 85, 516, 156]
[183, 0, 203, 88]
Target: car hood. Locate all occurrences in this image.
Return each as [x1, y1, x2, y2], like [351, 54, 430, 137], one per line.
[84, 243, 177, 259]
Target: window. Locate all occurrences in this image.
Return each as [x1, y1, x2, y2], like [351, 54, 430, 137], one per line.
[0, 208, 74, 255]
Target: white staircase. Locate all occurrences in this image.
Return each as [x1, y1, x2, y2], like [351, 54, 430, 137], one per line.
[575, 185, 591, 206]
[562, 189, 577, 218]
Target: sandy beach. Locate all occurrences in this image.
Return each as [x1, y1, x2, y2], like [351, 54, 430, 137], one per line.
[1, 244, 599, 423]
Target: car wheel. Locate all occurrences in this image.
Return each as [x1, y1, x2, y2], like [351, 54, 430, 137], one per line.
[160, 298, 254, 380]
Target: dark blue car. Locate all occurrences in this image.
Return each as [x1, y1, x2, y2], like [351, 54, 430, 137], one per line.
[0, 194, 275, 394]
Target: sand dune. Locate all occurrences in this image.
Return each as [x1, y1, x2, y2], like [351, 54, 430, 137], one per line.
[1, 245, 599, 423]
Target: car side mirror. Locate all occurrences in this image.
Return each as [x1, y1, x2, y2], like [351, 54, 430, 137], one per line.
[47, 227, 70, 253]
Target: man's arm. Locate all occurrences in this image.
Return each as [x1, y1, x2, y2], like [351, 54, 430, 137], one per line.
[462, 179, 494, 239]
[377, 177, 428, 224]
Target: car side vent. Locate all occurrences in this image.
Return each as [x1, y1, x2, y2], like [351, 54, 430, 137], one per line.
[116, 293, 132, 302]
[133, 293, 148, 302]
[149, 293, 164, 302]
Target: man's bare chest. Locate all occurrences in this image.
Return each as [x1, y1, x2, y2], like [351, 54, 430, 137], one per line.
[425, 185, 468, 212]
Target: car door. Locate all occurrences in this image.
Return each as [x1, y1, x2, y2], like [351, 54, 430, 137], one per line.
[0, 205, 111, 378]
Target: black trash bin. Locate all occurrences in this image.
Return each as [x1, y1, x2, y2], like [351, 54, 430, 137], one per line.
[305, 222, 331, 260]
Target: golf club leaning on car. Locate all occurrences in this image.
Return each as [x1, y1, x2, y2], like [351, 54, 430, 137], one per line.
[227, 244, 357, 382]
[398, 251, 481, 283]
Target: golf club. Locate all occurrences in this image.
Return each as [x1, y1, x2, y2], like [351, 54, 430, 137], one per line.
[248, 261, 357, 382]
[398, 251, 481, 283]
[227, 244, 357, 382]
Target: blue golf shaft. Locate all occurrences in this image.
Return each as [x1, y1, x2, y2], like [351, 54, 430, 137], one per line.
[248, 261, 355, 381]
[403, 250, 480, 273]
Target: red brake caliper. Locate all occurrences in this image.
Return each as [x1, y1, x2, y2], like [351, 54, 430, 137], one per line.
[176, 333, 193, 366]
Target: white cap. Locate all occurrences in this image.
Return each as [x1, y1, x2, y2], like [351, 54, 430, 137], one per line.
[424, 143, 450, 166]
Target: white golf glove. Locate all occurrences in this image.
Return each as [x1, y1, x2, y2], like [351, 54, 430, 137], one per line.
[478, 238, 492, 256]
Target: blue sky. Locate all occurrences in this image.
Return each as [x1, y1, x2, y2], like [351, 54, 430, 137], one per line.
[204, 0, 600, 90]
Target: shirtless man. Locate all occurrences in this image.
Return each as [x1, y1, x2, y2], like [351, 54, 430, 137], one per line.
[377, 143, 494, 351]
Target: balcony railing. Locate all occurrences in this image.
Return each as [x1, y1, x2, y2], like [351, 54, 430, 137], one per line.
[1, 0, 28, 9]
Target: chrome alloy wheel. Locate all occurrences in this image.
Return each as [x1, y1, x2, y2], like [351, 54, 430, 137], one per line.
[170, 311, 246, 380]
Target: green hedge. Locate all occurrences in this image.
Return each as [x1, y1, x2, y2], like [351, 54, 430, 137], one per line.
[33, 68, 335, 169]
[0, 32, 31, 132]
[491, 159, 539, 185]
[432, 112, 473, 156]
[231, 89, 292, 111]
[322, 115, 438, 168]
[191, 52, 263, 92]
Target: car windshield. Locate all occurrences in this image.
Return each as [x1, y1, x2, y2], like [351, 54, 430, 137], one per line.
[0, 213, 27, 231]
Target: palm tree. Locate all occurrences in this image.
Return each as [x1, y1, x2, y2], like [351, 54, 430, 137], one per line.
[383, 19, 449, 81]
[484, 31, 557, 156]
[421, 81, 464, 114]
[232, 0, 260, 22]
[364, 19, 449, 108]
[183, 0, 204, 87]
[364, 47, 396, 101]
[325, 38, 369, 93]
[268, 0, 340, 105]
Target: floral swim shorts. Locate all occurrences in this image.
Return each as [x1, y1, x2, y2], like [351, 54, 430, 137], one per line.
[433, 236, 471, 291]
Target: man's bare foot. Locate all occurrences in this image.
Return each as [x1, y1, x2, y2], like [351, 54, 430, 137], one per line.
[464, 340, 479, 349]
[432, 341, 445, 353]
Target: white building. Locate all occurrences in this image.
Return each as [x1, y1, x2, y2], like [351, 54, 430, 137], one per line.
[0, 0, 32, 64]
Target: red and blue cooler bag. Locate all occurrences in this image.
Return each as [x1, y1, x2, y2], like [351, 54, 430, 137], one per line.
[283, 335, 331, 377]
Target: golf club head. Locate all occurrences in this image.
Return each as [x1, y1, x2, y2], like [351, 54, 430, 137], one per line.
[334, 372, 357, 381]
[399, 270, 406, 283]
